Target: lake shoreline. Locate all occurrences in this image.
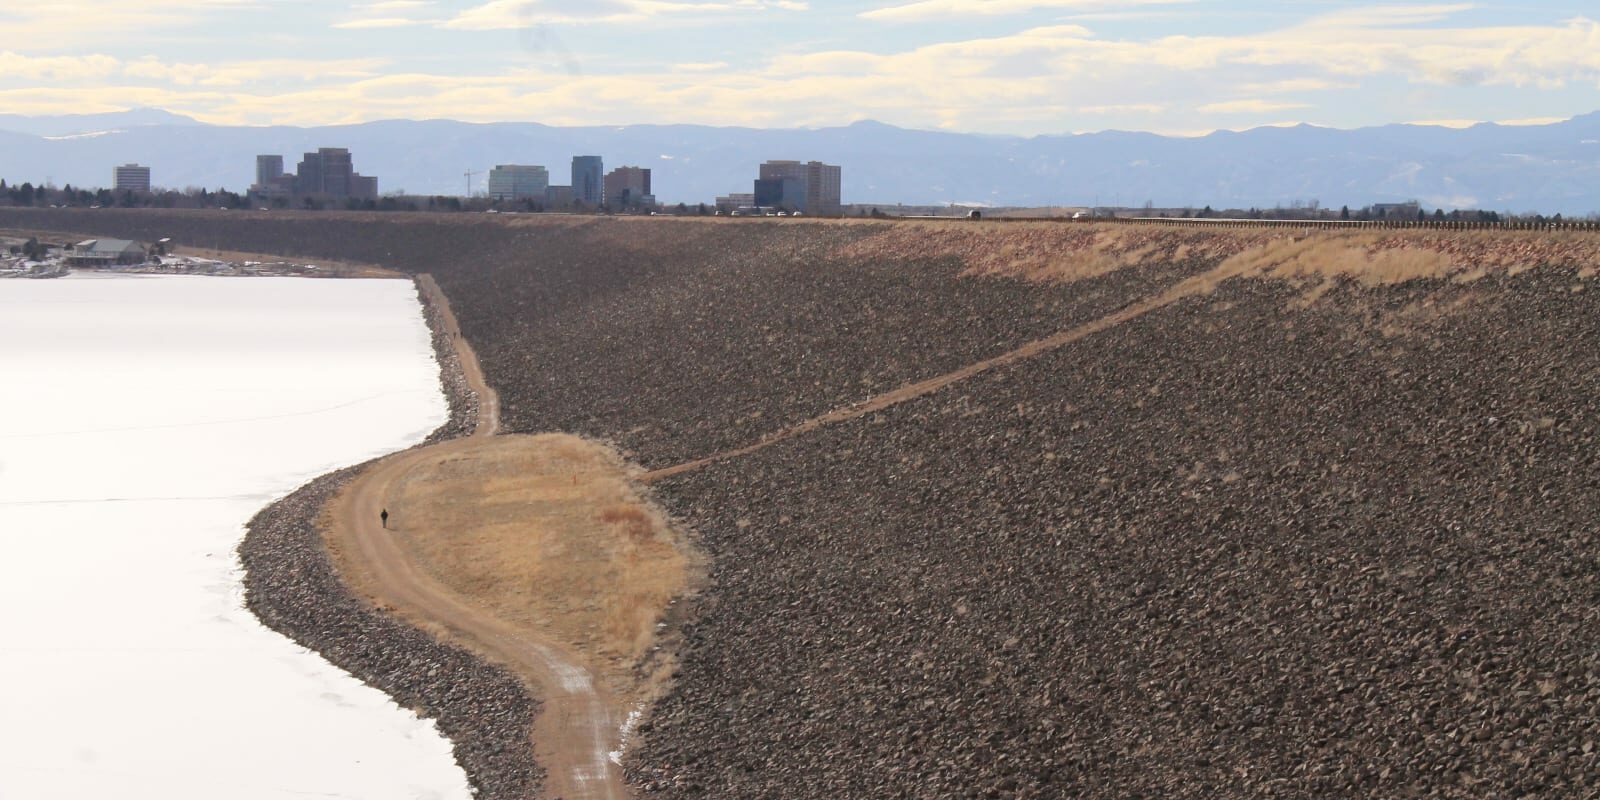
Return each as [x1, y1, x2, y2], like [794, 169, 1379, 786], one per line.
[238, 276, 545, 800]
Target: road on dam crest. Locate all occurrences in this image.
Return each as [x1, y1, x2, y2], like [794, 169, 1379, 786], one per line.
[328, 274, 629, 800]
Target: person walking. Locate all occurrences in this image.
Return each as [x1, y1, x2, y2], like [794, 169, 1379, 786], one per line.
[380, 508, 389, 529]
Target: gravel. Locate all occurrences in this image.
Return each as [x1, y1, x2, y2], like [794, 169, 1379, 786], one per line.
[629, 268, 1600, 797]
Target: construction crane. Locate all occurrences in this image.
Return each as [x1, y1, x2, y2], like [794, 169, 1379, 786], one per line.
[464, 169, 480, 198]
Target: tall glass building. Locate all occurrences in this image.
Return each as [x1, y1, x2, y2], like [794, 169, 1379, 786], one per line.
[572, 155, 604, 207]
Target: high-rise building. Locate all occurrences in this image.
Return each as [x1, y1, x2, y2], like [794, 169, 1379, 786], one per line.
[253, 155, 295, 197]
[603, 166, 652, 208]
[487, 165, 550, 202]
[754, 159, 841, 214]
[113, 163, 151, 193]
[292, 148, 377, 199]
[572, 156, 603, 207]
[255, 155, 283, 188]
[804, 161, 842, 216]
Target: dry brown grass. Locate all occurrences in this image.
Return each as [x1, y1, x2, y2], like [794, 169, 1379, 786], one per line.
[1208, 233, 1457, 292]
[838, 222, 1600, 301]
[837, 222, 1271, 284]
[385, 433, 704, 705]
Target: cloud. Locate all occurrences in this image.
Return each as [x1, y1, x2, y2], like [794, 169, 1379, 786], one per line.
[0, 52, 121, 81]
[861, 0, 1187, 22]
[1407, 118, 1480, 128]
[121, 57, 389, 87]
[1078, 103, 1164, 114]
[334, 16, 432, 28]
[0, 1, 258, 49]
[1237, 78, 1355, 94]
[673, 61, 731, 72]
[1302, 3, 1478, 30]
[333, 0, 443, 28]
[3, 3, 1596, 138]
[1497, 116, 1570, 126]
[441, 0, 802, 28]
[1197, 99, 1313, 114]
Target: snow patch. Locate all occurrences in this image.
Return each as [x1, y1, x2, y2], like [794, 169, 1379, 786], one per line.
[608, 706, 645, 766]
[42, 129, 120, 141]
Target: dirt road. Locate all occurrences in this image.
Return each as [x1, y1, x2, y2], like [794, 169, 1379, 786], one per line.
[326, 275, 629, 800]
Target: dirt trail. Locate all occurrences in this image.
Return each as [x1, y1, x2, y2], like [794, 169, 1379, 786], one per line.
[642, 259, 1250, 483]
[417, 273, 500, 437]
[326, 275, 629, 800]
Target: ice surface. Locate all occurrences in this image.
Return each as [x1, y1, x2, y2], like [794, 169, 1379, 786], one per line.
[0, 275, 471, 800]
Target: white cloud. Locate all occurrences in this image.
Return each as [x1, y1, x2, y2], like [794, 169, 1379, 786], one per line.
[673, 61, 731, 72]
[334, 0, 442, 28]
[1497, 115, 1570, 126]
[1238, 78, 1355, 94]
[3, 3, 1596, 138]
[121, 57, 389, 87]
[1407, 118, 1480, 128]
[0, 1, 258, 49]
[0, 52, 121, 81]
[334, 16, 432, 28]
[440, 0, 801, 29]
[860, 0, 1186, 22]
[1301, 3, 1478, 30]
[1197, 99, 1313, 114]
[1079, 103, 1164, 114]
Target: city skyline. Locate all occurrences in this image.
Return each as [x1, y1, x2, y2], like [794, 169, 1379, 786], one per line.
[0, 2, 1596, 137]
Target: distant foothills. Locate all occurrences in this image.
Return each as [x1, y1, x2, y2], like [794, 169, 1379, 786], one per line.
[1, 108, 1598, 216]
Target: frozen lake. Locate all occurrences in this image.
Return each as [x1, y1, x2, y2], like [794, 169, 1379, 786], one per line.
[0, 275, 472, 799]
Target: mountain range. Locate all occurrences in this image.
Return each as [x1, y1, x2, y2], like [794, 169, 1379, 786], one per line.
[2, 109, 1597, 214]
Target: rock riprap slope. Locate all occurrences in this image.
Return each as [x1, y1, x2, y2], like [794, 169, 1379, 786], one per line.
[627, 259, 1600, 797]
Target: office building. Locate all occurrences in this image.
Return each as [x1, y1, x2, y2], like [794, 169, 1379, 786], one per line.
[804, 161, 843, 216]
[753, 160, 841, 214]
[487, 165, 550, 202]
[255, 155, 283, 188]
[603, 166, 652, 209]
[253, 155, 295, 197]
[754, 177, 802, 210]
[716, 193, 755, 212]
[113, 163, 151, 193]
[572, 156, 603, 207]
[546, 185, 574, 208]
[351, 175, 378, 200]
[293, 148, 378, 199]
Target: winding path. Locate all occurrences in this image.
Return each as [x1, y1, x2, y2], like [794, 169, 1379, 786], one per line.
[326, 275, 627, 800]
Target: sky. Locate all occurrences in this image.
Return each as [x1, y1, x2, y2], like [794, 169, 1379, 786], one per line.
[1, 1, 1598, 135]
